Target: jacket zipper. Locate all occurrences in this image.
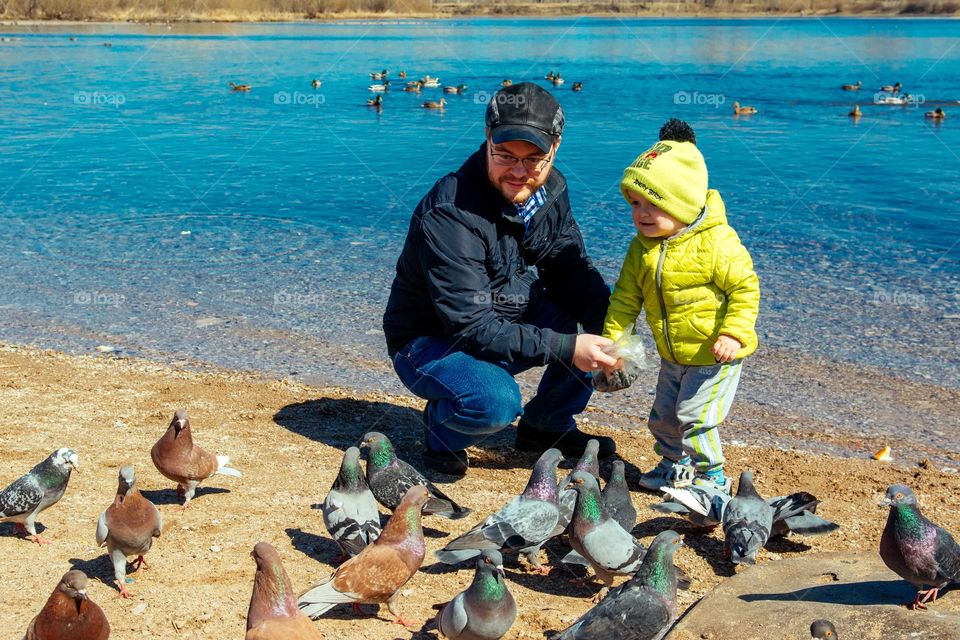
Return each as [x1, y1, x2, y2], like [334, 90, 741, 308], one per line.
[655, 239, 677, 362]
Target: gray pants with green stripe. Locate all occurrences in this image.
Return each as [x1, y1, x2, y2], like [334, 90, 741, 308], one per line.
[648, 358, 743, 475]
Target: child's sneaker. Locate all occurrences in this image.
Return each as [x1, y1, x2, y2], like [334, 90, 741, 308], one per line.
[693, 471, 732, 495]
[638, 457, 694, 491]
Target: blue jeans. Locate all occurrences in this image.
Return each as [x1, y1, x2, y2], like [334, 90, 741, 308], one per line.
[391, 294, 594, 452]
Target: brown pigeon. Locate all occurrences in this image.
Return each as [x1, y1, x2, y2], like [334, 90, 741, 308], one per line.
[247, 542, 324, 640]
[150, 409, 241, 507]
[298, 485, 431, 627]
[95, 465, 162, 598]
[24, 570, 111, 640]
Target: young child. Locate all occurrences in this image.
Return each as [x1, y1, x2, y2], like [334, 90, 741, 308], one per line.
[602, 118, 760, 494]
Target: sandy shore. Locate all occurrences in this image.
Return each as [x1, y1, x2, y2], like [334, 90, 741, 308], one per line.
[1, 341, 959, 639]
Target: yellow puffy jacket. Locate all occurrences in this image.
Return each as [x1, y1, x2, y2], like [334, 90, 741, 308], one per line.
[602, 189, 760, 365]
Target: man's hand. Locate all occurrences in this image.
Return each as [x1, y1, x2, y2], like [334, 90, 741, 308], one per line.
[711, 334, 742, 364]
[572, 334, 618, 372]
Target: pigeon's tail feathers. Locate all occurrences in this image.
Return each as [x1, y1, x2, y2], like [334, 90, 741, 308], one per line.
[661, 487, 711, 517]
[561, 549, 590, 567]
[782, 511, 840, 536]
[297, 578, 354, 620]
[434, 548, 482, 565]
[215, 456, 242, 477]
[768, 491, 819, 522]
[423, 492, 472, 520]
[651, 501, 690, 515]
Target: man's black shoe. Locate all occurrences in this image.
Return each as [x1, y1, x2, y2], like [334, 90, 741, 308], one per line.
[515, 420, 616, 459]
[422, 411, 468, 476]
[423, 445, 469, 475]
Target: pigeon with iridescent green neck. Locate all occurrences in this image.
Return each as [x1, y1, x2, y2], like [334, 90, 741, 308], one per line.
[567, 471, 645, 595]
[880, 483, 960, 610]
[323, 447, 381, 558]
[435, 448, 563, 569]
[602, 460, 636, 532]
[360, 432, 471, 520]
[0, 448, 79, 545]
[435, 549, 517, 640]
[552, 530, 684, 640]
[298, 485, 432, 627]
[522, 440, 600, 566]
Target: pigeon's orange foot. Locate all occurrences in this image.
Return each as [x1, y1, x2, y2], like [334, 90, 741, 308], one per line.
[116, 581, 134, 599]
[393, 615, 416, 628]
[526, 564, 551, 576]
[29, 533, 50, 546]
[131, 555, 150, 571]
[911, 588, 939, 610]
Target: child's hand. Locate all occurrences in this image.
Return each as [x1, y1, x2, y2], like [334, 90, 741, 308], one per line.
[711, 335, 742, 363]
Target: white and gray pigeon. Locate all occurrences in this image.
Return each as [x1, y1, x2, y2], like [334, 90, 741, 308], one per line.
[434, 448, 563, 570]
[0, 448, 79, 545]
[551, 530, 684, 640]
[601, 460, 636, 533]
[653, 472, 839, 542]
[566, 471, 645, 596]
[880, 483, 960, 610]
[361, 432, 471, 519]
[435, 549, 517, 640]
[322, 446, 381, 559]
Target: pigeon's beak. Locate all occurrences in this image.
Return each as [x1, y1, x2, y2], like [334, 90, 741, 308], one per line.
[174, 419, 186, 434]
[76, 589, 88, 600]
[879, 497, 893, 507]
[69, 460, 80, 474]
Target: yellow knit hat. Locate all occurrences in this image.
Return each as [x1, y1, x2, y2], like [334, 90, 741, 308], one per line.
[620, 119, 708, 225]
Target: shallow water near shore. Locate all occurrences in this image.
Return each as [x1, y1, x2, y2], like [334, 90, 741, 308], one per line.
[0, 18, 958, 457]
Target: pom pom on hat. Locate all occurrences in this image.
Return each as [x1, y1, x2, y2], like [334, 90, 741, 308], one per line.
[620, 119, 708, 225]
[659, 118, 697, 145]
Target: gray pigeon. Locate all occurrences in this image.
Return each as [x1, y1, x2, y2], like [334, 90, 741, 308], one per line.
[0, 448, 79, 545]
[323, 446, 381, 558]
[435, 549, 517, 640]
[601, 460, 636, 532]
[566, 471, 646, 596]
[723, 470, 774, 565]
[552, 530, 684, 640]
[522, 439, 601, 567]
[435, 448, 563, 569]
[810, 619, 837, 639]
[655, 472, 838, 563]
[880, 483, 960, 609]
[361, 432, 471, 519]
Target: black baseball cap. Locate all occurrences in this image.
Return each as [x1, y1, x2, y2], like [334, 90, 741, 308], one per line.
[485, 82, 564, 153]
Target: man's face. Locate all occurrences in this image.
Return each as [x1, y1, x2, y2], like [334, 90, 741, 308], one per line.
[485, 136, 559, 204]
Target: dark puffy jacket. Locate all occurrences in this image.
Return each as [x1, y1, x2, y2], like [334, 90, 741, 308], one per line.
[383, 143, 609, 366]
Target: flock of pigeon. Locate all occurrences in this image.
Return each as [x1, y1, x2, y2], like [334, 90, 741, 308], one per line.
[2, 413, 960, 639]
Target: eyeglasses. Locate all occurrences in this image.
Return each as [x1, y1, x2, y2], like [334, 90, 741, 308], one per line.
[488, 146, 553, 172]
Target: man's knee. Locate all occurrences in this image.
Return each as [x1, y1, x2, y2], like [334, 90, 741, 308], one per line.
[458, 381, 522, 432]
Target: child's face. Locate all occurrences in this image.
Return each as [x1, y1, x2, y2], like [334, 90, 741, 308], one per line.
[626, 189, 687, 238]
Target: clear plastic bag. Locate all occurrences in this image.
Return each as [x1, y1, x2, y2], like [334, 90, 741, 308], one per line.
[592, 334, 652, 392]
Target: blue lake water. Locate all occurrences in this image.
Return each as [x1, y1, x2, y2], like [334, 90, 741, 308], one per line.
[0, 17, 958, 398]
